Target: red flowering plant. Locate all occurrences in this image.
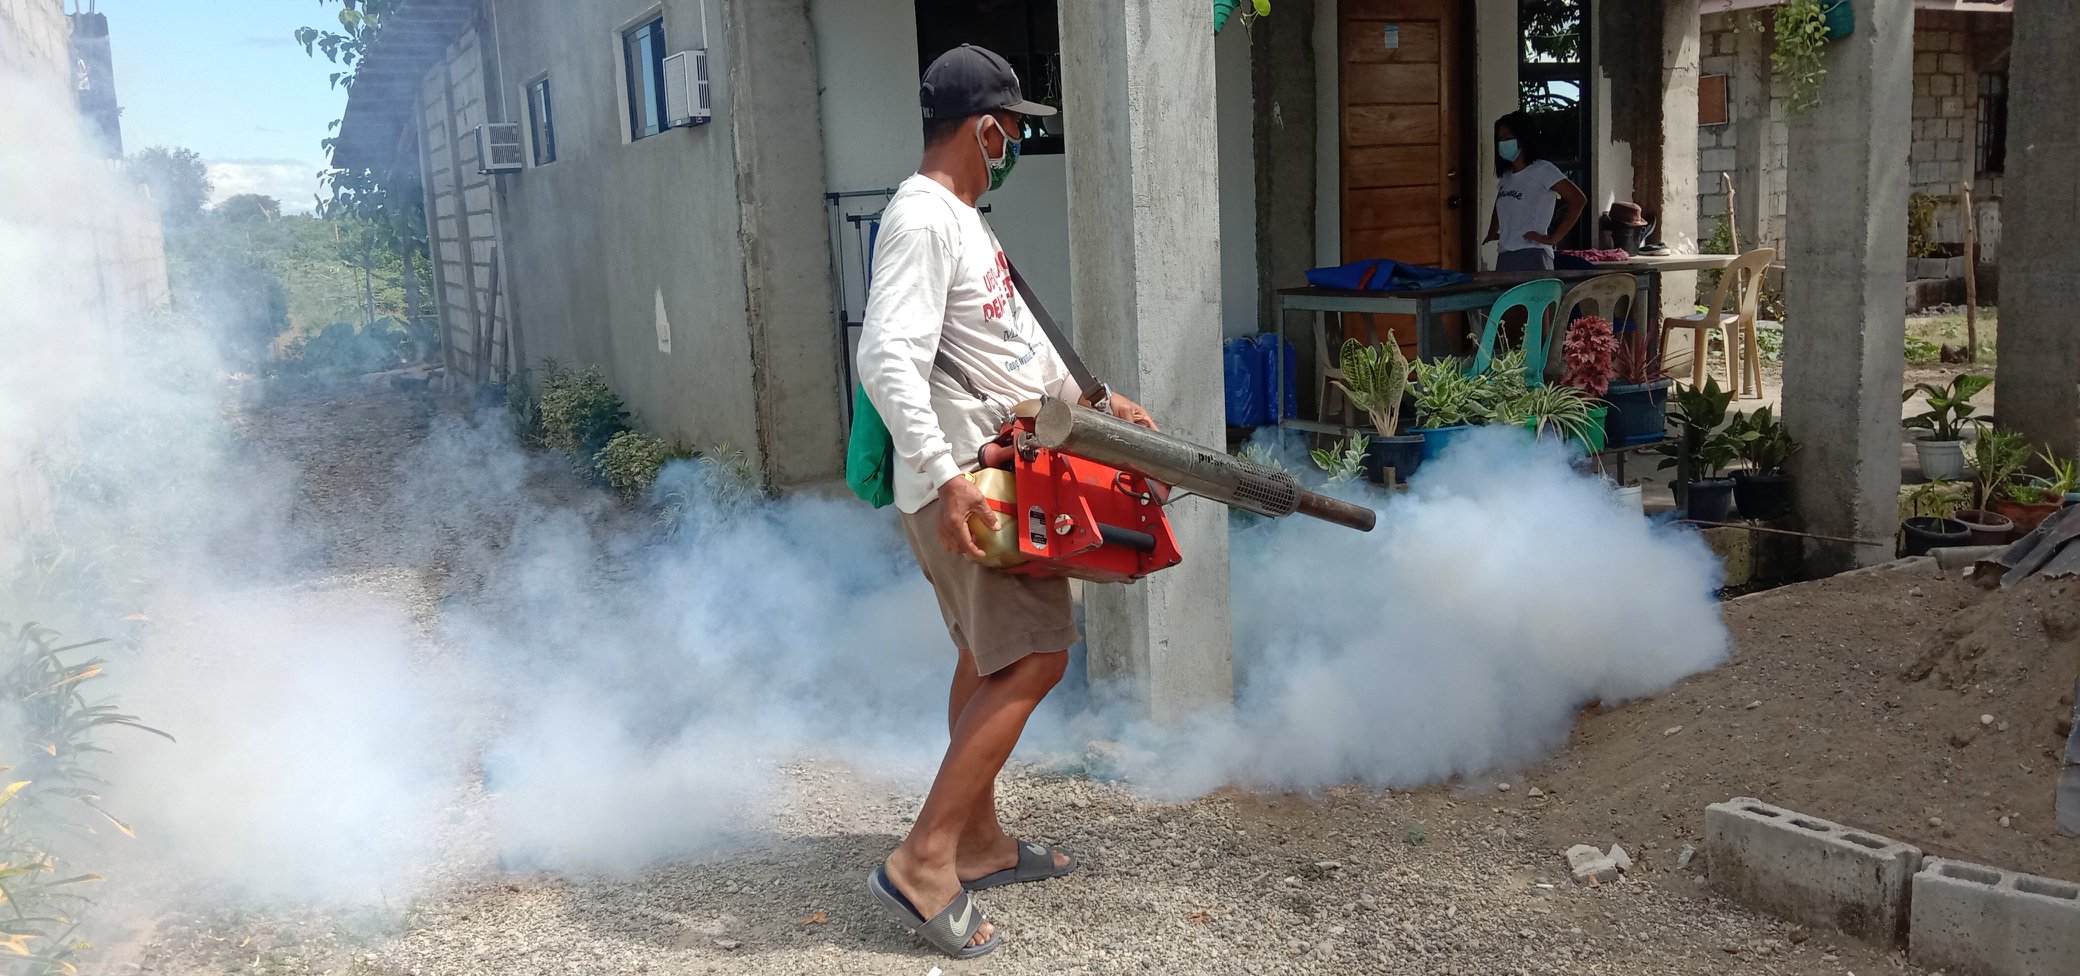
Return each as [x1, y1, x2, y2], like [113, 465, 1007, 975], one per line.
[1559, 315, 1620, 397]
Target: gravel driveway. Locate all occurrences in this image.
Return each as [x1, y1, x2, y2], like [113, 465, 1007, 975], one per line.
[114, 387, 1928, 976]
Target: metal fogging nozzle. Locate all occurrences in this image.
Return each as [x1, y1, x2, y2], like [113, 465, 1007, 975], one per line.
[1032, 399, 1377, 532]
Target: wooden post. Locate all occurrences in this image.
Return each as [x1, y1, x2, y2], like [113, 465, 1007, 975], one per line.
[1960, 182, 1979, 363]
[1722, 172, 1739, 253]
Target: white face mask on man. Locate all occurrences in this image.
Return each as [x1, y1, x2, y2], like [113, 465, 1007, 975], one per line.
[974, 116, 1021, 192]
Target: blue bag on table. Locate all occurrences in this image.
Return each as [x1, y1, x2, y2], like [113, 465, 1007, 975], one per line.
[1305, 258, 1469, 292]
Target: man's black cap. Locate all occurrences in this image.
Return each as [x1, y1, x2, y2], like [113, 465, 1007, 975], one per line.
[920, 44, 1058, 120]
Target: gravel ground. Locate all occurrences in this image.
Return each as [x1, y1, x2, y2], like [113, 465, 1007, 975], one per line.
[114, 386, 1940, 976]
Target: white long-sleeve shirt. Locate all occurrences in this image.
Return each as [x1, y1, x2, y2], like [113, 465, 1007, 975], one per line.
[857, 175, 1077, 514]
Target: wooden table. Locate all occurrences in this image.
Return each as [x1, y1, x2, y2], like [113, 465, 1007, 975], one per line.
[1274, 268, 1616, 435]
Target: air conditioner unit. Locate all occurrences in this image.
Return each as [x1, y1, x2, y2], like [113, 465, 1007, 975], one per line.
[663, 50, 712, 127]
[476, 122, 525, 173]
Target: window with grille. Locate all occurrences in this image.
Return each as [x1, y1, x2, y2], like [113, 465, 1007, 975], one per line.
[1976, 72, 2007, 176]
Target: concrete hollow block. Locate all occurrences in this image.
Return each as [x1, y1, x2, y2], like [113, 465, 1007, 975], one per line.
[1909, 858, 2080, 976]
[1704, 797, 1922, 946]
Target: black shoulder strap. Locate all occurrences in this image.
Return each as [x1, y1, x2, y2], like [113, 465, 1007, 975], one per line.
[928, 262, 1102, 405]
[1006, 263, 1101, 401]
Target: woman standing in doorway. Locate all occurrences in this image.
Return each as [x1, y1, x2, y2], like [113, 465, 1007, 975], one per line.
[1484, 111, 1588, 271]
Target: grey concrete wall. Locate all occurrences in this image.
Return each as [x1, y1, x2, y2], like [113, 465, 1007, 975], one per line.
[1062, 0, 1234, 720]
[1782, 0, 1912, 573]
[725, 0, 843, 486]
[483, 0, 829, 484]
[1994, 0, 2080, 460]
[0, 0, 69, 88]
[0, 0, 169, 330]
[1, 0, 171, 568]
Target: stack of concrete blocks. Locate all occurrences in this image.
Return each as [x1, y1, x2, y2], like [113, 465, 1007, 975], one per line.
[1707, 797, 2080, 975]
[1704, 797, 1921, 945]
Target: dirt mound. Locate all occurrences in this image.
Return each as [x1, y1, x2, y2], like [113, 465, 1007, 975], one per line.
[1520, 568, 2080, 884]
[1908, 577, 2080, 693]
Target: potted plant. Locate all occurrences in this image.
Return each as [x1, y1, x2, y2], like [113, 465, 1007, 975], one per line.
[1471, 347, 1532, 420]
[1726, 406, 1800, 520]
[1955, 427, 2027, 544]
[2035, 448, 2080, 509]
[1408, 357, 1484, 462]
[1560, 315, 1620, 397]
[1995, 483, 2064, 534]
[1309, 430, 1368, 484]
[1653, 376, 1746, 523]
[1899, 480, 1971, 556]
[1495, 385, 1603, 453]
[1902, 373, 1992, 482]
[1772, 0, 1848, 114]
[1331, 339, 1419, 484]
[1604, 319, 1672, 445]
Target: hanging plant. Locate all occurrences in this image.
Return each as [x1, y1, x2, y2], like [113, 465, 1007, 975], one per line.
[1772, 0, 1832, 113]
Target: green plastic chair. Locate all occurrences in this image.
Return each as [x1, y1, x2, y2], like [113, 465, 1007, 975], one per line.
[1469, 278, 1566, 386]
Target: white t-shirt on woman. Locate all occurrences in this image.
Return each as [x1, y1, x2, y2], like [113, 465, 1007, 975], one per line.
[1494, 160, 1568, 255]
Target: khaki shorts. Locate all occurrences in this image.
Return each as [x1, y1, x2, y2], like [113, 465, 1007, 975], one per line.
[899, 499, 1080, 676]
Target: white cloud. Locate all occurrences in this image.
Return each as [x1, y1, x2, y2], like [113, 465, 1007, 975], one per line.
[207, 159, 326, 213]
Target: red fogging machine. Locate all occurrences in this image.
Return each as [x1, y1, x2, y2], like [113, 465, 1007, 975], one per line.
[962, 397, 1378, 584]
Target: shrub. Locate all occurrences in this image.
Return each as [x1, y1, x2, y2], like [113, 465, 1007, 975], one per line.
[279, 318, 409, 378]
[535, 362, 630, 463]
[656, 445, 764, 533]
[594, 431, 696, 501]
[2, 622, 166, 975]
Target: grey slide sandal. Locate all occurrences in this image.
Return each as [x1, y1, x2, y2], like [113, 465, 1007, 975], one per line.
[963, 839, 1079, 891]
[868, 865, 999, 959]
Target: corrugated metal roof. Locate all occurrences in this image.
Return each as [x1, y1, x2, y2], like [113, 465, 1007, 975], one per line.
[328, 0, 479, 173]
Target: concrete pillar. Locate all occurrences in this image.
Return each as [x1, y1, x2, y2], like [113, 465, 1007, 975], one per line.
[1060, 0, 1234, 721]
[1781, 0, 1912, 572]
[1993, 0, 2080, 459]
[1599, 0, 1700, 315]
[726, 0, 846, 488]
[1251, 2, 1315, 324]
[1657, 0, 1702, 315]
[1732, 19, 1772, 250]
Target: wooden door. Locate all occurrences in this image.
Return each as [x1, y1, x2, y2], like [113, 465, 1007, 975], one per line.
[1339, 0, 1467, 355]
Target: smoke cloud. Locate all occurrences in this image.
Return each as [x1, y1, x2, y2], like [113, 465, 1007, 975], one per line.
[1109, 427, 1730, 797]
[2, 43, 1729, 957]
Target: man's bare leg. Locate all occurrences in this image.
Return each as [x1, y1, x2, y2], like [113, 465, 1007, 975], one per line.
[886, 650, 1068, 947]
[944, 650, 1069, 883]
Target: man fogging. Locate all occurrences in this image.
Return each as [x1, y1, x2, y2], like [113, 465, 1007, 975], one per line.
[846, 44, 1370, 962]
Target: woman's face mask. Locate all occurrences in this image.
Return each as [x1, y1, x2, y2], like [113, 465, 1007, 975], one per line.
[1498, 138, 1521, 163]
[976, 116, 1021, 192]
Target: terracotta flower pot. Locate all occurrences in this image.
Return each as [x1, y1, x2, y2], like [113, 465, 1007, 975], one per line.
[1990, 498, 2062, 535]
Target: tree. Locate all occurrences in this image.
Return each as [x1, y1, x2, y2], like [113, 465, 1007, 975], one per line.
[215, 193, 283, 222]
[297, 0, 434, 360]
[293, 0, 401, 92]
[125, 146, 213, 225]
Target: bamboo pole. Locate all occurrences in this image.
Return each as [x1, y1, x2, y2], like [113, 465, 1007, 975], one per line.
[1960, 181, 1979, 363]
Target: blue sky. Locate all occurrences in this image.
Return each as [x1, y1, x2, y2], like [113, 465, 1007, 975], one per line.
[107, 0, 350, 212]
